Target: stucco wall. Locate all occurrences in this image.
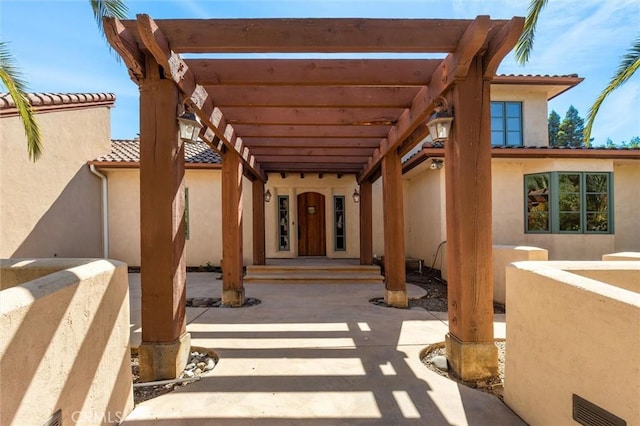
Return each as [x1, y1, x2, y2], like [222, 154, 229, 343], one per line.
[402, 161, 447, 276]
[505, 261, 640, 426]
[613, 161, 640, 253]
[0, 107, 111, 258]
[105, 168, 253, 267]
[1, 258, 134, 426]
[264, 174, 360, 258]
[491, 85, 549, 146]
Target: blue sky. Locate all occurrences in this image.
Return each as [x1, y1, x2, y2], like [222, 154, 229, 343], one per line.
[1, 0, 638, 145]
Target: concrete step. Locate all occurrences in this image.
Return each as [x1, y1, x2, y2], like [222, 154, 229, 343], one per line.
[244, 264, 383, 284]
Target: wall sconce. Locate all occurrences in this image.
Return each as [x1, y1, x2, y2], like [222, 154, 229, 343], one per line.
[264, 189, 272, 203]
[426, 96, 454, 143]
[429, 159, 444, 170]
[177, 109, 203, 143]
[352, 188, 360, 203]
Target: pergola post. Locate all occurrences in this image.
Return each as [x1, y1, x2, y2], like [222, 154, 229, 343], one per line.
[138, 58, 190, 381]
[382, 150, 407, 308]
[221, 151, 245, 306]
[359, 180, 373, 265]
[252, 179, 266, 265]
[444, 56, 498, 381]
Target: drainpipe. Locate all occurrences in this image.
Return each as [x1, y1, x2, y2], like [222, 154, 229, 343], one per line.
[89, 164, 109, 258]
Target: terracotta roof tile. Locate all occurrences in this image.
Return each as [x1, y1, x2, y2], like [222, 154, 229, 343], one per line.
[94, 139, 221, 164]
[0, 93, 115, 115]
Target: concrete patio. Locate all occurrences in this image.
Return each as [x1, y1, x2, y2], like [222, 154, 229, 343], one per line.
[126, 273, 524, 425]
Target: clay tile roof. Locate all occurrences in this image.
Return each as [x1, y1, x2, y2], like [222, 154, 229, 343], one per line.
[0, 93, 115, 116]
[93, 139, 221, 165]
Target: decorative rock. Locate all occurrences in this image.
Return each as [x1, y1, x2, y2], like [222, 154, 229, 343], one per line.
[197, 362, 206, 370]
[195, 368, 203, 374]
[432, 355, 449, 372]
[186, 363, 196, 370]
[183, 370, 195, 378]
[205, 358, 215, 371]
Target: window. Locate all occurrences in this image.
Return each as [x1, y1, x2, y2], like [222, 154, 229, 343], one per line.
[491, 101, 522, 146]
[185, 187, 190, 240]
[525, 172, 613, 234]
[334, 196, 346, 251]
[278, 195, 290, 251]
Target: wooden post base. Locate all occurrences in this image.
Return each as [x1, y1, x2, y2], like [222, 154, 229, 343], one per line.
[445, 332, 498, 381]
[138, 332, 191, 382]
[385, 289, 408, 308]
[222, 288, 245, 307]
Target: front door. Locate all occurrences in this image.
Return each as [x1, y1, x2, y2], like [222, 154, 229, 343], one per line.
[297, 192, 326, 256]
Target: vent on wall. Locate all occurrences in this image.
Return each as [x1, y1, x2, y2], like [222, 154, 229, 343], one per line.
[573, 394, 626, 426]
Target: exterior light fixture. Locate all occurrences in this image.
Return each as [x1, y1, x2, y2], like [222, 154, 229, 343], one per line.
[426, 97, 454, 143]
[264, 189, 272, 203]
[352, 188, 360, 203]
[429, 159, 444, 170]
[177, 110, 202, 143]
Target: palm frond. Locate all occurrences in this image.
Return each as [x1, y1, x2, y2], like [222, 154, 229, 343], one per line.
[515, 0, 549, 65]
[0, 42, 42, 161]
[585, 35, 640, 145]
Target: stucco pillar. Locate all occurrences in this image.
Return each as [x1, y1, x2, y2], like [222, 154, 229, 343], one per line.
[138, 56, 190, 381]
[382, 149, 407, 308]
[252, 179, 266, 265]
[359, 180, 373, 265]
[221, 151, 245, 306]
[444, 55, 498, 381]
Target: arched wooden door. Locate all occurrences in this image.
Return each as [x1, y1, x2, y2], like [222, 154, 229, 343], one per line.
[297, 192, 326, 256]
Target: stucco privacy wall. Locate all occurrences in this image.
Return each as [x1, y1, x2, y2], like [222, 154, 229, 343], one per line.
[106, 168, 253, 266]
[0, 258, 134, 426]
[504, 261, 640, 426]
[0, 107, 110, 258]
[265, 174, 360, 258]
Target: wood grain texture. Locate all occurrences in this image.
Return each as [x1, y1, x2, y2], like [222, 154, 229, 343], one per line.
[359, 181, 373, 265]
[381, 149, 406, 292]
[297, 192, 326, 256]
[222, 151, 244, 291]
[445, 56, 494, 343]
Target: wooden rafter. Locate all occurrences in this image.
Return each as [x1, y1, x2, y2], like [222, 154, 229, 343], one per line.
[357, 16, 493, 183]
[242, 138, 382, 148]
[120, 18, 502, 53]
[233, 125, 390, 139]
[222, 107, 404, 126]
[205, 86, 418, 108]
[134, 14, 266, 182]
[190, 59, 440, 86]
[483, 17, 525, 77]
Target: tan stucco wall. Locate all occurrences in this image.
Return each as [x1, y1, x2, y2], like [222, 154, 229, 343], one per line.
[613, 161, 640, 252]
[0, 107, 111, 258]
[505, 261, 640, 426]
[1, 258, 134, 425]
[105, 168, 253, 267]
[489, 158, 632, 260]
[491, 85, 550, 146]
[402, 161, 447, 276]
[264, 174, 360, 258]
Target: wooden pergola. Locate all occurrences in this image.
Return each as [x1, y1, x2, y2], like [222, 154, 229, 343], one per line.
[104, 15, 523, 382]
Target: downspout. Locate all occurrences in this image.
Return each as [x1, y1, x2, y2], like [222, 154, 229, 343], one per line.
[89, 164, 109, 258]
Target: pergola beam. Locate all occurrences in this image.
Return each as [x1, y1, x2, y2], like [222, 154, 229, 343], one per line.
[234, 125, 390, 139]
[242, 138, 382, 148]
[134, 14, 265, 182]
[189, 59, 440, 86]
[205, 86, 418, 108]
[121, 18, 499, 53]
[357, 16, 492, 183]
[103, 17, 145, 82]
[223, 107, 404, 126]
[483, 18, 525, 77]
